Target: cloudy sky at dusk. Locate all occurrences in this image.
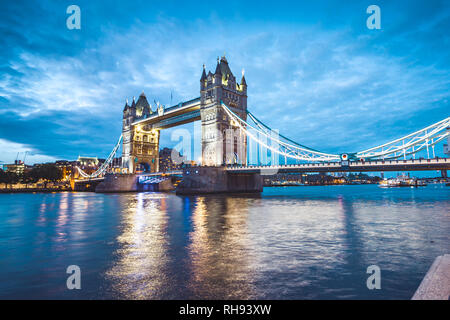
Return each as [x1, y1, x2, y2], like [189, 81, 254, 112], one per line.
[0, 0, 449, 164]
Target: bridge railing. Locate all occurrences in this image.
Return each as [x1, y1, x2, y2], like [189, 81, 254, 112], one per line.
[226, 157, 449, 170]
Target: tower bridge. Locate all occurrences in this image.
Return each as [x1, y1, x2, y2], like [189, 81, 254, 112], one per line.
[121, 55, 248, 174]
[75, 55, 450, 193]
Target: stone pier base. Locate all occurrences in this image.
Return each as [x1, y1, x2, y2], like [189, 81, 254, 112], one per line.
[176, 166, 263, 195]
[95, 174, 138, 193]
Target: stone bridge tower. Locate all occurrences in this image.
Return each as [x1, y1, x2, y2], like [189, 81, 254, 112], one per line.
[122, 92, 160, 173]
[200, 56, 248, 166]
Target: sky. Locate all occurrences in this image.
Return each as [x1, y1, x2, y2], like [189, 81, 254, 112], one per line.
[0, 0, 449, 165]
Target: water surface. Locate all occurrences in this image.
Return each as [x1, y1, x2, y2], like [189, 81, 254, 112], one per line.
[0, 185, 448, 299]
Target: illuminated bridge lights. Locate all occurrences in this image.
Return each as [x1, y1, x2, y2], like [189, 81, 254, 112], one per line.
[77, 98, 449, 176]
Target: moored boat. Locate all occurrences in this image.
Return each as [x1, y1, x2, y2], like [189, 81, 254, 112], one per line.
[379, 175, 427, 188]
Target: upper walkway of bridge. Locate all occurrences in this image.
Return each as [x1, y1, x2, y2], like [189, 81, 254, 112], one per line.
[132, 97, 201, 129]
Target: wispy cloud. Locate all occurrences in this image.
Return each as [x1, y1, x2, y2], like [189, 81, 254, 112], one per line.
[0, 139, 57, 164]
[0, 1, 449, 163]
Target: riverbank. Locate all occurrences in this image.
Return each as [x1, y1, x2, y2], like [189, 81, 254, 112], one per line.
[413, 254, 450, 300]
[264, 182, 379, 187]
[0, 187, 72, 193]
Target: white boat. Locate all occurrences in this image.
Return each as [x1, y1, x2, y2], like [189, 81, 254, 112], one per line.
[379, 175, 427, 188]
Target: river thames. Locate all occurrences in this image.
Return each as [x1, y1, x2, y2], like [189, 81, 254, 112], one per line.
[0, 185, 448, 299]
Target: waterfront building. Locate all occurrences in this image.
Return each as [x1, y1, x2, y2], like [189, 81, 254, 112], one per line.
[5, 160, 27, 175]
[159, 147, 185, 172]
[77, 156, 99, 167]
[54, 160, 74, 180]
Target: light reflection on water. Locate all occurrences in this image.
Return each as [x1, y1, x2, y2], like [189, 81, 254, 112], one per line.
[106, 193, 172, 299]
[186, 197, 256, 299]
[0, 185, 448, 299]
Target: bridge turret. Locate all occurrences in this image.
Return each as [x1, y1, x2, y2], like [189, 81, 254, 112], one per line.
[135, 92, 152, 119]
[213, 58, 223, 101]
[122, 92, 161, 174]
[122, 96, 138, 173]
[214, 57, 222, 76]
[239, 69, 247, 109]
[240, 69, 247, 87]
[200, 55, 248, 166]
[122, 100, 130, 118]
[200, 64, 207, 89]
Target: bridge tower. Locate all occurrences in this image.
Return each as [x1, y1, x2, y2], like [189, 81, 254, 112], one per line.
[200, 55, 248, 166]
[122, 92, 160, 173]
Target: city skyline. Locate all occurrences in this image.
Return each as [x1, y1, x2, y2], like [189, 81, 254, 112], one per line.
[1, 0, 450, 164]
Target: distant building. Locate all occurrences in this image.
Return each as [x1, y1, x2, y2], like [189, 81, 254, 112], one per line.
[5, 160, 27, 175]
[159, 148, 185, 172]
[55, 160, 75, 180]
[77, 156, 99, 166]
[73, 156, 103, 178]
[110, 157, 123, 174]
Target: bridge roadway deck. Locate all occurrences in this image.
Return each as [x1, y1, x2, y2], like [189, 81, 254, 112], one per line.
[226, 158, 450, 174]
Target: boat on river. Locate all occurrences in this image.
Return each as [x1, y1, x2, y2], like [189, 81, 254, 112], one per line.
[379, 175, 427, 188]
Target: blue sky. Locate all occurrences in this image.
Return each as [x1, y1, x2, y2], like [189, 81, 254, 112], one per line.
[0, 0, 449, 164]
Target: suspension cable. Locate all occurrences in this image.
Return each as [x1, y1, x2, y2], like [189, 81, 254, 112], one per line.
[221, 102, 340, 161]
[76, 134, 123, 179]
[356, 117, 450, 159]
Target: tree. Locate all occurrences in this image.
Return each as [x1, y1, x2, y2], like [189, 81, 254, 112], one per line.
[38, 164, 63, 188]
[5, 171, 19, 189]
[21, 169, 40, 188]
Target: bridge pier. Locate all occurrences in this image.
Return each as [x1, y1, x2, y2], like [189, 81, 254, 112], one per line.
[176, 166, 263, 195]
[95, 174, 138, 193]
[95, 173, 178, 193]
[441, 170, 448, 178]
[73, 179, 104, 192]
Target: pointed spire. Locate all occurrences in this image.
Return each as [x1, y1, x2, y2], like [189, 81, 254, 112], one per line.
[241, 68, 247, 86]
[221, 52, 227, 63]
[136, 93, 149, 107]
[215, 57, 222, 75]
[131, 96, 136, 108]
[123, 99, 130, 112]
[201, 64, 207, 81]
